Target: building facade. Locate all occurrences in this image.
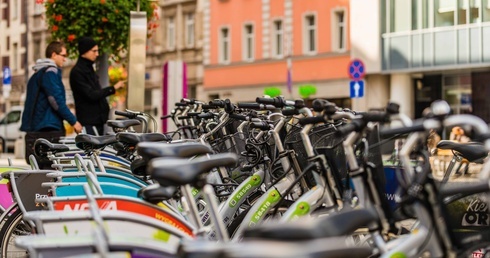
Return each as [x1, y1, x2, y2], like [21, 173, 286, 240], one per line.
[152, 0, 203, 99]
[0, 0, 28, 113]
[352, 0, 490, 121]
[144, 0, 203, 130]
[202, 0, 352, 106]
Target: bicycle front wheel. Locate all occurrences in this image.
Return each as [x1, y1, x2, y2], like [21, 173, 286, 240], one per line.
[0, 208, 31, 258]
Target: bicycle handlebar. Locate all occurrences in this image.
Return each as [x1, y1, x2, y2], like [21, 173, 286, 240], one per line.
[298, 116, 326, 126]
[250, 121, 271, 130]
[115, 110, 138, 119]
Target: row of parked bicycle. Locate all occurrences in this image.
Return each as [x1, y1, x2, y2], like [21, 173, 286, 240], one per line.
[0, 96, 488, 258]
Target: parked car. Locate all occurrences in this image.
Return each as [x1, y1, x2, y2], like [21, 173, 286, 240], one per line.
[0, 106, 24, 152]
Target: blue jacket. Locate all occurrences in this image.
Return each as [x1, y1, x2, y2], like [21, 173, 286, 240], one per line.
[20, 59, 77, 132]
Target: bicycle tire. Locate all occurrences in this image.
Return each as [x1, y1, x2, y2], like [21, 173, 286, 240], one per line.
[0, 208, 31, 258]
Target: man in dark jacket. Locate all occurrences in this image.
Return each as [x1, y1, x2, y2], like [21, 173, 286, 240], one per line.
[20, 41, 83, 167]
[69, 37, 125, 135]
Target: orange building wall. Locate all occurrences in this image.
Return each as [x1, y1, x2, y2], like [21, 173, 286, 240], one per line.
[210, 0, 263, 64]
[270, 0, 285, 19]
[206, 0, 350, 90]
[205, 55, 351, 89]
[292, 0, 349, 55]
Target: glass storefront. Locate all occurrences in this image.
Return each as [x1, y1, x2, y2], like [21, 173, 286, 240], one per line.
[442, 74, 472, 114]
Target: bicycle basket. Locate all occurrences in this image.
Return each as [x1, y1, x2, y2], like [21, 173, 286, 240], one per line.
[210, 131, 248, 179]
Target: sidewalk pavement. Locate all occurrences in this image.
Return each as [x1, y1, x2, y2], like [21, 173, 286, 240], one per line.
[0, 153, 29, 168]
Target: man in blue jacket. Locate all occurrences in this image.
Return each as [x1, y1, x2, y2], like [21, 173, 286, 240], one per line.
[20, 41, 82, 168]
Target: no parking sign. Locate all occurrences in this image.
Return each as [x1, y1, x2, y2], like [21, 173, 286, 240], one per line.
[348, 59, 365, 80]
[348, 59, 365, 98]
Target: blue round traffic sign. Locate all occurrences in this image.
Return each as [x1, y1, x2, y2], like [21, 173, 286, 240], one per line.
[348, 59, 365, 80]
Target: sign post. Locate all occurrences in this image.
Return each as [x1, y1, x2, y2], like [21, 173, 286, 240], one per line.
[2, 67, 11, 99]
[348, 59, 365, 99]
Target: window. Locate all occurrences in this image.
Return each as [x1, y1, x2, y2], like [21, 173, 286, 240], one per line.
[219, 27, 230, 64]
[12, 43, 18, 72]
[411, 0, 429, 29]
[390, 0, 411, 32]
[435, 0, 455, 27]
[33, 40, 41, 61]
[272, 20, 283, 58]
[167, 17, 175, 49]
[243, 24, 254, 61]
[12, 0, 18, 19]
[484, 0, 490, 22]
[332, 10, 346, 51]
[442, 74, 472, 114]
[457, 0, 480, 24]
[6, 111, 21, 124]
[303, 14, 317, 54]
[185, 13, 195, 47]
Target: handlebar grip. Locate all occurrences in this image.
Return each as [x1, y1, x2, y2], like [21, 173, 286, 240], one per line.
[201, 104, 214, 110]
[187, 112, 200, 117]
[298, 116, 326, 126]
[177, 116, 190, 120]
[361, 112, 389, 123]
[115, 110, 137, 119]
[250, 121, 270, 130]
[224, 99, 235, 113]
[229, 113, 249, 121]
[181, 98, 195, 104]
[175, 102, 187, 107]
[209, 99, 225, 108]
[379, 123, 425, 137]
[237, 103, 261, 109]
[282, 109, 299, 116]
[294, 99, 305, 109]
[256, 97, 287, 108]
[336, 119, 365, 137]
[198, 112, 215, 119]
[312, 99, 330, 112]
[256, 97, 276, 105]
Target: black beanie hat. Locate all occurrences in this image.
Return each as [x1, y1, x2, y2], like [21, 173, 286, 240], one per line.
[78, 37, 97, 55]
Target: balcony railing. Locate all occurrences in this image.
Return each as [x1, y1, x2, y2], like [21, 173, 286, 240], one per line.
[382, 22, 490, 72]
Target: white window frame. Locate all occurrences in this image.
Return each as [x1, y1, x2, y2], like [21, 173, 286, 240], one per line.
[219, 26, 231, 64]
[167, 17, 175, 50]
[331, 8, 347, 52]
[272, 19, 284, 58]
[242, 23, 255, 61]
[303, 13, 317, 55]
[185, 13, 195, 48]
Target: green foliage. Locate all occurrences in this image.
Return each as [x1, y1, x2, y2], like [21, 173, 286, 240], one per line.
[264, 87, 282, 97]
[42, 0, 158, 62]
[298, 84, 317, 99]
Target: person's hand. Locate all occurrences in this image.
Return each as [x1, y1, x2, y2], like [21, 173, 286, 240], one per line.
[73, 121, 83, 134]
[114, 80, 126, 90]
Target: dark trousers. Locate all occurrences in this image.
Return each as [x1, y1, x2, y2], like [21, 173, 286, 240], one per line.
[24, 130, 65, 169]
[84, 124, 104, 136]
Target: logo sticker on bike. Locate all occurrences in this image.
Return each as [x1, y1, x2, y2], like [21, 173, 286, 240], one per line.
[461, 199, 489, 227]
[249, 189, 281, 226]
[289, 201, 311, 220]
[53, 198, 194, 236]
[229, 175, 262, 208]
